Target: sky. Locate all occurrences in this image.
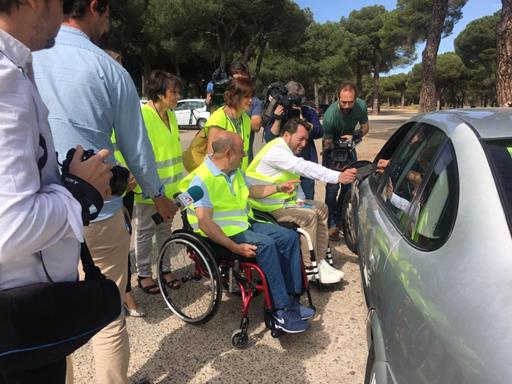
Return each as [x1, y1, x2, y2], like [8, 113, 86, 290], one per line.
[294, 0, 502, 75]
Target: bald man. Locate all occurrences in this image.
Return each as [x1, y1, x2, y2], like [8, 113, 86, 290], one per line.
[179, 131, 315, 334]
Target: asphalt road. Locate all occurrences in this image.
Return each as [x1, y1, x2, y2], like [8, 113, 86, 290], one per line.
[72, 108, 417, 384]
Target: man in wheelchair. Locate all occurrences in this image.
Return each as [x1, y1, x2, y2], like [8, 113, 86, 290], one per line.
[245, 118, 357, 284]
[179, 131, 314, 334]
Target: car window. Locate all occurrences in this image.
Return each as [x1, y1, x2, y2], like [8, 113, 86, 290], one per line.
[406, 141, 459, 250]
[484, 139, 512, 232]
[369, 122, 417, 192]
[175, 101, 189, 111]
[190, 101, 204, 109]
[379, 124, 447, 231]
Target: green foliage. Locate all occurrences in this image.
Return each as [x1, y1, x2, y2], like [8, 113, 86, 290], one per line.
[396, 0, 468, 41]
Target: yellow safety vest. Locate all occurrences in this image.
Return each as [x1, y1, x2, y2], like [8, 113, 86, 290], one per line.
[205, 108, 251, 171]
[179, 162, 252, 237]
[245, 138, 299, 212]
[111, 130, 126, 166]
[134, 105, 185, 204]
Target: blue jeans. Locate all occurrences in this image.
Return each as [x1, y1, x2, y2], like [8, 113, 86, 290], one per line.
[300, 176, 315, 200]
[230, 222, 302, 309]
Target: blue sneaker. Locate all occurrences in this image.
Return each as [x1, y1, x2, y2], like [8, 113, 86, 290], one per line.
[273, 308, 309, 333]
[291, 297, 316, 320]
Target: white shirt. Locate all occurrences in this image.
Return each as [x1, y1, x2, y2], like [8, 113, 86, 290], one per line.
[254, 138, 340, 199]
[0, 29, 83, 290]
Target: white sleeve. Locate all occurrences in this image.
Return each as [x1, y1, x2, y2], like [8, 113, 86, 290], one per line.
[0, 72, 82, 263]
[264, 145, 340, 184]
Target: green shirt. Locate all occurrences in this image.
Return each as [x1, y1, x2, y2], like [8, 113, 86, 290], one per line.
[322, 98, 368, 140]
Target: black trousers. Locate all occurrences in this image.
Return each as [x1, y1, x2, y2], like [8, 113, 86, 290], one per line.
[0, 358, 66, 384]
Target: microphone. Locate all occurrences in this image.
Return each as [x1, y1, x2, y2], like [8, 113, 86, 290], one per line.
[152, 186, 204, 224]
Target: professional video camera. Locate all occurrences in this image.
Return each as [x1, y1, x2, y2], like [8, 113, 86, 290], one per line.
[262, 82, 302, 127]
[329, 129, 363, 165]
[209, 67, 230, 109]
[62, 148, 130, 196]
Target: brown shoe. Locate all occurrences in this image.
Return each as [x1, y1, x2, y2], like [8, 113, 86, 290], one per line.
[328, 227, 340, 242]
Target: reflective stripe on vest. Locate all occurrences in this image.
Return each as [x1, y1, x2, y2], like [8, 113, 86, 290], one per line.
[111, 131, 126, 166]
[204, 108, 251, 171]
[135, 105, 185, 204]
[245, 138, 299, 212]
[178, 162, 251, 237]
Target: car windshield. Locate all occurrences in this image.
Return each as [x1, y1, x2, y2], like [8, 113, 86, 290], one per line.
[485, 139, 512, 231]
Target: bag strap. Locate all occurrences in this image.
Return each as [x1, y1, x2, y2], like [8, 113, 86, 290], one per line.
[37, 134, 105, 282]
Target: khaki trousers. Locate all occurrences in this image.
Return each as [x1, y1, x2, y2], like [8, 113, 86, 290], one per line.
[82, 209, 131, 384]
[270, 200, 329, 267]
[134, 203, 172, 277]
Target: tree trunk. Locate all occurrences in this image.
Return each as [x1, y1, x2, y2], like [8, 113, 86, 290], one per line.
[253, 38, 269, 83]
[497, 0, 512, 106]
[141, 52, 151, 98]
[356, 64, 363, 97]
[419, 0, 449, 112]
[372, 58, 381, 115]
[401, 93, 405, 108]
[314, 83, 320, 108]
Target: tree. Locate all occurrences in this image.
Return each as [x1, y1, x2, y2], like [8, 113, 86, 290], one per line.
[435, 52, 468, 108]
[496, 0, 512, 105]
[381, 73, 409, 106]
[397, 0, 467, 112]
[344, 6, 414, 115]
[455, 13, 499, 106]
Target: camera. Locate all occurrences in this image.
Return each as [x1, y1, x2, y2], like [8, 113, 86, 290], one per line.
[262, 82, 303, 126]
[209, 68, 230, 109]
[329, 130, 363, 165]
[61, 148, 130, 196]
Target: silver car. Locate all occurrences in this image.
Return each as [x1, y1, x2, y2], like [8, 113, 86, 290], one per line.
[347, 109, 512, 383]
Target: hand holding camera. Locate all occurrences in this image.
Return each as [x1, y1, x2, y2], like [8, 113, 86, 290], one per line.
[67, 145, 114, 199]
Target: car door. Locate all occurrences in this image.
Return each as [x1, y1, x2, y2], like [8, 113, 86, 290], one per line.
[174, 101, 190, 126]
[377, 127, 463, 383]
[188, 101, 203, 125]
[357, 122, 417, 307]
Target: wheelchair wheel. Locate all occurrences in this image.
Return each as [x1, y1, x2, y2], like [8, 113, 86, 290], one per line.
[231, 329, 249, 349]
[157, 231, 221, 324]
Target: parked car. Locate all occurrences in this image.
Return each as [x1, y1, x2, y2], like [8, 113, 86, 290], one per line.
[174, 98, 210, 129]
[345, 109, 512, 383]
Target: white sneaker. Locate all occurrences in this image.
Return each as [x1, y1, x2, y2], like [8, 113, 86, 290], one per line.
[317, 262, 342, 284]
[319, 259, 345, 280]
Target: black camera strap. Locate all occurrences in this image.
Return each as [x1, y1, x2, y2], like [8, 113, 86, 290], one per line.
[62, 173, 103, 226]
[37, 135, 104, 282]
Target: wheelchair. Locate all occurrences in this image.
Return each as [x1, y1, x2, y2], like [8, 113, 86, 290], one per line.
[252, 210, 336, 285]
[156, 210, 315, 349]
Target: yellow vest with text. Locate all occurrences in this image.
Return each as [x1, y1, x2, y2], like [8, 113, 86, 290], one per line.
[245, 138, 299, 212]
[205, 108, 251, 171]
[134, 105, 185, 204]
[179, 162, 252, 237]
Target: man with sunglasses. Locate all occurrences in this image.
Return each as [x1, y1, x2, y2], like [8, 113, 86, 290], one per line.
[322, 82, 370, 241]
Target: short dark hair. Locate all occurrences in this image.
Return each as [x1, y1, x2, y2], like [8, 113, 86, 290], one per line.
[147, 70, 182, 102]
[280, 118, 311, 136]
[223, 77, 254, 109]
[229, 62, 250, 78]
[338, 82, 357, 97]
[0, 0, 22, 13]
[63, 0, 109, 18]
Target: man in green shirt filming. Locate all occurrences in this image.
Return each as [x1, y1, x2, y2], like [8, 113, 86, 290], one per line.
[322, 82, 370, 241]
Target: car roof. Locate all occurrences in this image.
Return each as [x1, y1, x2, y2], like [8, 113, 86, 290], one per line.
[411, 108, 512, 140]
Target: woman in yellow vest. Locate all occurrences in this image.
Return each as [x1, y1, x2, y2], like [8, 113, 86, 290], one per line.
[204, 77, 253, 171]
[134, 70, 185, 294]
